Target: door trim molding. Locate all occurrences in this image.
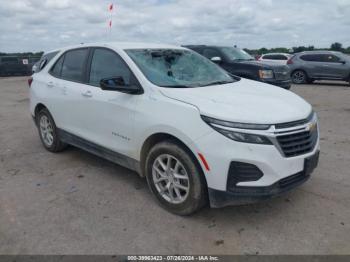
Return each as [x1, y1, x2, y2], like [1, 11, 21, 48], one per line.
[58, 129, 141, 174]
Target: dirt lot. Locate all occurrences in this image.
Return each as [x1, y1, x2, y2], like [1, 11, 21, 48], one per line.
[0, 77, 349, 255]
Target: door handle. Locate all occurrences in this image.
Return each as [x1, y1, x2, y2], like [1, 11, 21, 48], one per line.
[47, 82, 54, 88]
[81, 90, 92, 98]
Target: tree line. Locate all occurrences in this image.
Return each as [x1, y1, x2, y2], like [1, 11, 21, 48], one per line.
[245, 42, 350, 56]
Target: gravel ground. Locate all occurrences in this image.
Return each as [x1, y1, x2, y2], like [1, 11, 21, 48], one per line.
[0, 77, 349, 255]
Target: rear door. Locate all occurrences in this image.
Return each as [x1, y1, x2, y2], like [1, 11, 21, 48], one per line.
[49, 48, 90, 136]
[299, 54, 325, 78]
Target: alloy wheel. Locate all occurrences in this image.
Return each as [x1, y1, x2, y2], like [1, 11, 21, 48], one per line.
[292, 71, 306, 84]
[39, 115, 54, 147]
[152, 154, 190, 204]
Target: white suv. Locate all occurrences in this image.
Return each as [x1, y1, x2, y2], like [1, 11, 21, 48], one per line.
[30, 43, 320, 215]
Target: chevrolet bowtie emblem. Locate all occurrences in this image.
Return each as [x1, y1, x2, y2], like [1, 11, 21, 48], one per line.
[307, 122, 317, 131]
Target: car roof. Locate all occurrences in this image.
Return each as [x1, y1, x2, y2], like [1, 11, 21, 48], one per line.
[58, 42, 186, 52]
[184, 45, 235, 49]
[296, 50, 342, 55]
[262, 53, 291, 56]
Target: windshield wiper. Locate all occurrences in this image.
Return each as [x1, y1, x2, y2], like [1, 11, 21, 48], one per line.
[161, 85, 193, 88]
[199, 80, 234, 87]
[233, 58, 251, 62]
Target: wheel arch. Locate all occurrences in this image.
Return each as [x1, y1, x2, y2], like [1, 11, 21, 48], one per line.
[34, 103, 48, 124]
[139, 132, 208, 186]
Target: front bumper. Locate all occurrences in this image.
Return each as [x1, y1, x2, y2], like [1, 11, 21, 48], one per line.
[262, 79, 292, 89]
[209, 151, 319, 208]
[194, 114, 320, 208]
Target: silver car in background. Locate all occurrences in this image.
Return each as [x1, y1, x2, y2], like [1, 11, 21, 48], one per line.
[288, 51, 350, 85]
[258, 53, 292, 65]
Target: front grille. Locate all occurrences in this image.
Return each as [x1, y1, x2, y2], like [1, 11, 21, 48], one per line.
[274, 71, 290, 81]
[274, 66, 290, 81]
[276, 127, 318, 157]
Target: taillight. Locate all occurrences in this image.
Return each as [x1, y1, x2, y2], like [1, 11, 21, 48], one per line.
[287, 56, 294, 65]
[28, 77, 33, 87]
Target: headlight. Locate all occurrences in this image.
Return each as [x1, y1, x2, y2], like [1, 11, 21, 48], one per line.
[259, 69, 274, 79]
[201, 116, 270, 130]
[201, 116, 272, 145]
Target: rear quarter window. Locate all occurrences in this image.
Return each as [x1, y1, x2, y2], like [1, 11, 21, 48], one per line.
[50, 55, 65, 77]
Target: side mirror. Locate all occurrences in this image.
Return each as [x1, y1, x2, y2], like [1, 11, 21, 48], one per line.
[100, 77, 142, 94]
[211, 56, 222, 63]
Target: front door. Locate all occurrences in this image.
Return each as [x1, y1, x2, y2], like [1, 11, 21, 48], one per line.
[78, 48, 141, 158]
[319, 54, 348, 79]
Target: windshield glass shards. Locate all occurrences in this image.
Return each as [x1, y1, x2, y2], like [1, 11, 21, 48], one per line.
[126, 49, 236, 88]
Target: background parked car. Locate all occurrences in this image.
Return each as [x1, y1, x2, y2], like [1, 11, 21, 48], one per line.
[32, 50, 59, 74]
[258, 53, 292, 65]
[288, 51, 350, 84]
[185, 45, 291, 89]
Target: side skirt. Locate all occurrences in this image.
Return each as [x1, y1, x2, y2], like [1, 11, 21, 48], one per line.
[58, 129, 141, 174]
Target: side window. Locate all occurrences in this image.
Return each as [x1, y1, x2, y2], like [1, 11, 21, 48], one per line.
[50, 55, 65, 77]
[300, 54, 322, 62]
[89, 48, 132, 87]
[275, 55, 288, 60]
[322, 55, 340, 63]
[61, 48, 88, 82]
[262, 55, 274, 59]
[202, 48, 222, 59]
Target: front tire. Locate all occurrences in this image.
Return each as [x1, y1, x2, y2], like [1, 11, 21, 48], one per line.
[291, 70, 308, 84]
[36, 108, 67, 152]
[145, 141, 207, 215]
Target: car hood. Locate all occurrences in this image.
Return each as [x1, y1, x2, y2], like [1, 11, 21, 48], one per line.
[236, 59, 287, 70]
[159, 78, 312, 124]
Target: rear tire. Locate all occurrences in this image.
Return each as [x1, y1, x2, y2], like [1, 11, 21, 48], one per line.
[36, 108, 67, 152]
[145, 141, 207, 215]
[291, 70, 308, 84]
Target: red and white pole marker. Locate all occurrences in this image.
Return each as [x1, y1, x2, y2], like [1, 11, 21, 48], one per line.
[108, 3, 114, 36]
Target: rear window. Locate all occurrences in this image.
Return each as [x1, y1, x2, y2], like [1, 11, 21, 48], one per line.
[263, 54, 288, 60]
[36, 51, 59, 72]
[50, 55, 64, 77]
[44, 51, 59, 62]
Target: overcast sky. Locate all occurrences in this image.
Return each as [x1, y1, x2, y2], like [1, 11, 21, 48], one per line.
[0, 0, 349, 53]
